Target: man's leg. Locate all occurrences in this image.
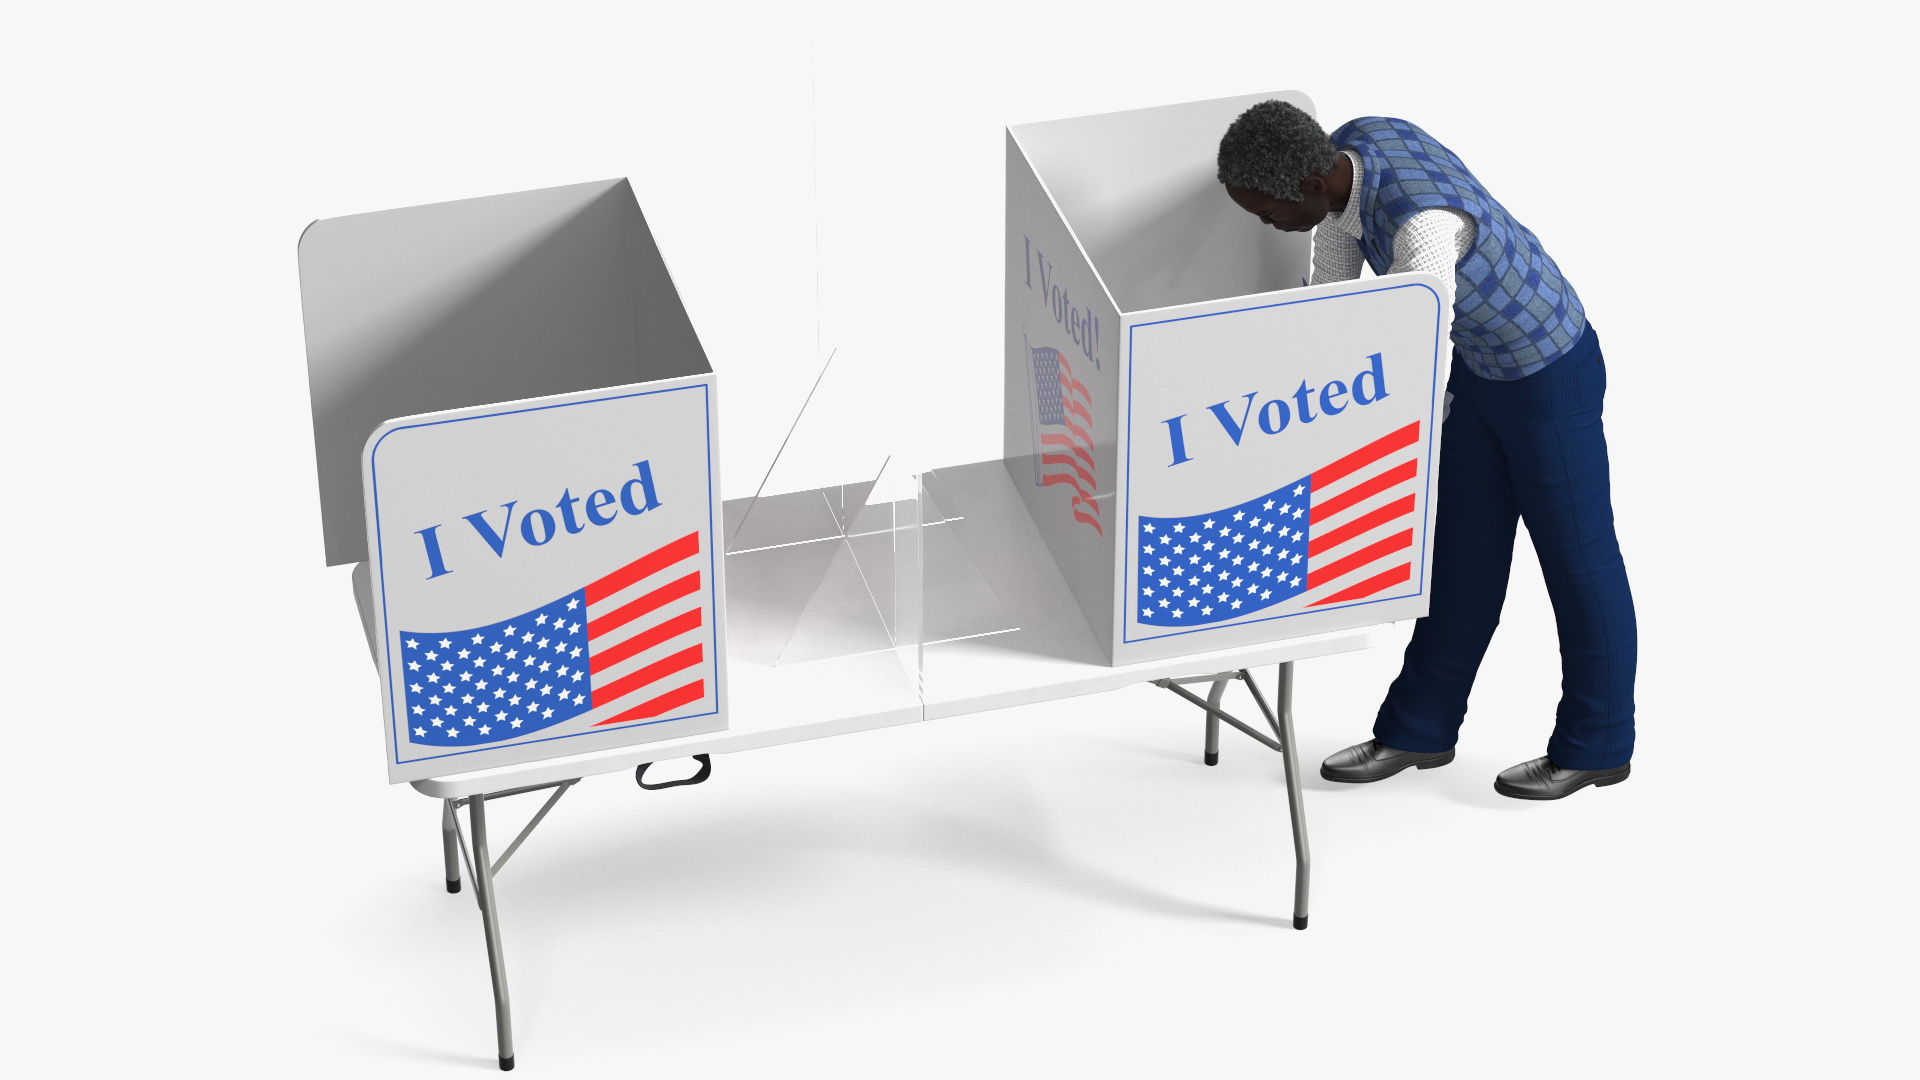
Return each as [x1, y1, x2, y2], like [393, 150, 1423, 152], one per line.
[1489, 336, 1637, 772]
[1370, 360, 1523, 754]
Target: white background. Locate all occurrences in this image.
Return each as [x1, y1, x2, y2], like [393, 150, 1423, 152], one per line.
[6, 2, 1908, 1076]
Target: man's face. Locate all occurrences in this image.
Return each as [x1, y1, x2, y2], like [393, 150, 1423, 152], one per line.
[1226, 183, 1330, 233]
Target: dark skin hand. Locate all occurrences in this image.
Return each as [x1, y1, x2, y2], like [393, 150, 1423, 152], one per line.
[1225, 153, 1354, 232]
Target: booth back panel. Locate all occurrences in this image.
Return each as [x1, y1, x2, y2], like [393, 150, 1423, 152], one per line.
[1009, 91, 1314, 315]
[302, 178, 711, 566]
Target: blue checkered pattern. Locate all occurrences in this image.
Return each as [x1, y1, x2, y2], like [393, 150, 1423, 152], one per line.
[1330, 117, 1587, 381]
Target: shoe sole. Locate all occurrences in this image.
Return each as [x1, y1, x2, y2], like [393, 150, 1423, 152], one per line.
[1493, 764, 1631, 801]
[1320, 748, 1456, 783]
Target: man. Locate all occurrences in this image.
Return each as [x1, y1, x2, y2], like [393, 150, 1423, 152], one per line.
[1216, 101, 1636, 800]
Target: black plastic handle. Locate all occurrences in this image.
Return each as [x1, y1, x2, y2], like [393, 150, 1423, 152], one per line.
[635, 754, 712, 790]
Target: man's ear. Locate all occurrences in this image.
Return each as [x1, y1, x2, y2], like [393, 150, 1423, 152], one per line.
[1300, 173, 1325, 199]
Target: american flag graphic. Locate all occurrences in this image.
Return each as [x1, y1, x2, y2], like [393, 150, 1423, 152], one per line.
[397, 531, 712, 746]
[1136, 422, 1422, 628]
[1031, 343, 1102, 535]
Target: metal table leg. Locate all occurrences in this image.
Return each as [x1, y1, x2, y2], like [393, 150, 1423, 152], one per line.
[1203, 677, 1226, 766]
[468, 796, 516, 1071]
[1273, 663, 1311, 929]
[442, 800, 462, 894]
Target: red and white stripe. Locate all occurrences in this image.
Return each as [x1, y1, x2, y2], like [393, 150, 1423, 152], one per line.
[1304, 421, 1422, 607]
[584, 531, 710, 727]
[1040, 351, 1103, 535]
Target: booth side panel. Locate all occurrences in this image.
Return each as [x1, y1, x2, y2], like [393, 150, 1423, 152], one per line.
[1005, 133, 1121, 654]
[1112, 277, 1450, 665]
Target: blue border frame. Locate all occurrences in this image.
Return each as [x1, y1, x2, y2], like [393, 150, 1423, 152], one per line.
[368, 382, 721, 769]
[1121, 282, 1445, 645]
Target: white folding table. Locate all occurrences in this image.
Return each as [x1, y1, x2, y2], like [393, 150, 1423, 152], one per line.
[394, 460, 1378, 1070]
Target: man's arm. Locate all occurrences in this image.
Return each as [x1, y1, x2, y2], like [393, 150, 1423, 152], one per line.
[1309, 227, 1362, 286]
[1387, 208, 1475, 306]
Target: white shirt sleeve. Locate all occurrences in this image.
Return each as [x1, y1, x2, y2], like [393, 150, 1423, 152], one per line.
[1308, 226, 1362, 286]
[1388, 208, 1476, 305]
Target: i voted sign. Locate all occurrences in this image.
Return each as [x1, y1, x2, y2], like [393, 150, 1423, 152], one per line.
[1120, 277, 1449, 657]
[363, 376, 727, 783]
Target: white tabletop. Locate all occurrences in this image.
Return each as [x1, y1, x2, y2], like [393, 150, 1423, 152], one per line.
[410, 461, 1378, 799]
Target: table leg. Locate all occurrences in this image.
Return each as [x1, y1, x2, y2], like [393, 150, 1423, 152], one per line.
[442, 799, 462, 894]
[1273, 662, 1311, 929]
[1203, 677, 1227, 766]
[467, 795, 517, 1070]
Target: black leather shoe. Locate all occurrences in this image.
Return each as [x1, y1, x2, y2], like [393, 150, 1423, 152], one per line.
[1320, 739, 1456, 783]
[1493, 756, 1630, 800]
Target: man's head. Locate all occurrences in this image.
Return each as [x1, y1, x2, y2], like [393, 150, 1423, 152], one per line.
[1217, 100, 1342, 233]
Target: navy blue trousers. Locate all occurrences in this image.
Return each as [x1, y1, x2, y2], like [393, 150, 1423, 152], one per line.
[1373, 324, 1637, 771]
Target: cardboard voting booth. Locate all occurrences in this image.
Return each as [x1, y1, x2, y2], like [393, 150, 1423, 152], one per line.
[300, 179, 727, 783]
[1005, 92, 1453, 665]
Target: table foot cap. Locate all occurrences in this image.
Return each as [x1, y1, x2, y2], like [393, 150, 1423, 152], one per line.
[446, 879, 462, 894]
[1292, 915, 1308, 930]
[1203, 751, 1219, 767]
[500, 1055, 514, 1071]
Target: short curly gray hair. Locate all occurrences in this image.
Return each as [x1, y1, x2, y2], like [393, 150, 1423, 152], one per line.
[1217, 100, 1339, 201]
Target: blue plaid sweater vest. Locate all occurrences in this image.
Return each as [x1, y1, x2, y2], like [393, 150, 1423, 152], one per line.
[1330, 117, 1586, 380]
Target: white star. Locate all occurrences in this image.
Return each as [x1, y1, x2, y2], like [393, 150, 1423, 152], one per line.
[1263, 500, 1275, 511]
[1233, 510, 1245, 521]
[504, 625, 516, 636]
[1232, 577, 1243, 588]
[526, 700, 539, 712]
[542, 707, 554, 719]
[431, 717, 443, 727]
[505, 649, 518, 660]
[570, 647, 582, 659]
[567, 597, 580, 610]
[1232, 555, 1245, 566]
[411, 705, 424, 715]
[478, 703, 490, 713]
[539, 684, 552, 696]
[475, 679, 488, 691]
[1172, 609, 1184, 618]
[426, 673, 440, 684]
[408, 682, 421, 694]
[1202, 519, 1215, 529]
[424, 651, 438, 661]
[470, 634, 483, 645]
[1173, 544, 1186, 554]
[1189, 554, 1201, 564]
[1158, 577, 1170, 587]
[1293, 485, 1304, 496]
[446, 728, 459, 737]
[1173, 523, 1186, 533]
[461, 693, 474, 705]
[1202, 584, 1215, 594]
[511, 719, 523, 728]
[535, 614, 549, 626]
[522, 632, 534, 643]
[1262, 589, 1273, 600]
[1172, 587, 1185, 597]
[1219, 525, 1231, 537]
[458, 671, 472, 683]
[440, 661, 454, 672]
[1202, 540, 1215, 551]
[462, 716, 474, 726]
[1143, 607, 1153, 617]
[1262, 522, 1275, 533]
[1291, 554, 1302, 565]
[1142, 586, 1154, 597]
[1203, 562, 1215, 573]
[490, 665, 503, 676]
[1249, 580, 1262, 591]
[1202, 606, 1213, 615]
[1292, 508, 1304, 520]
[1144, 523, 1157, 534]
[414, 727, 426, 737]
[522, 655, 535, 666]
[1262, 544, 1274, 555]
[537, 637, 550, 649]
[1189, 597, 1200, 607]
[489, 642, 502, 653]
[479, 725, 491, 735]
[1290, 575, 1302, 587]
[509, 695, 522, 706]
[1158, 598, 1170, 608]
[438, 638, 452, 649]
[1142, 545, 1154, 555]
[557, 666, 570, 678]
[539, 661, 552, 673]
[405, 638, 419, 649]
[1159, 556, 1171, 566]
[572, 694, 585, 705]
[1231, 599, 1242, 609]
[494, 688, 506, 698]
[428, 694, 441, 705]
[507, 672, 520, 684]
[472, 655, 485, 667]
[444, 705, 457, 716]
[1277, 504, 1291, 516]
[407, 661, 420, 672]
[1234, 532, 1246, 544]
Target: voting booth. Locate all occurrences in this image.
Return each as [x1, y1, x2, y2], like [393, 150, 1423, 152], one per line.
[300, 90, 1455, 1070]
[1005, 91, 1452, 664]
[301, 179, 727, 784]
